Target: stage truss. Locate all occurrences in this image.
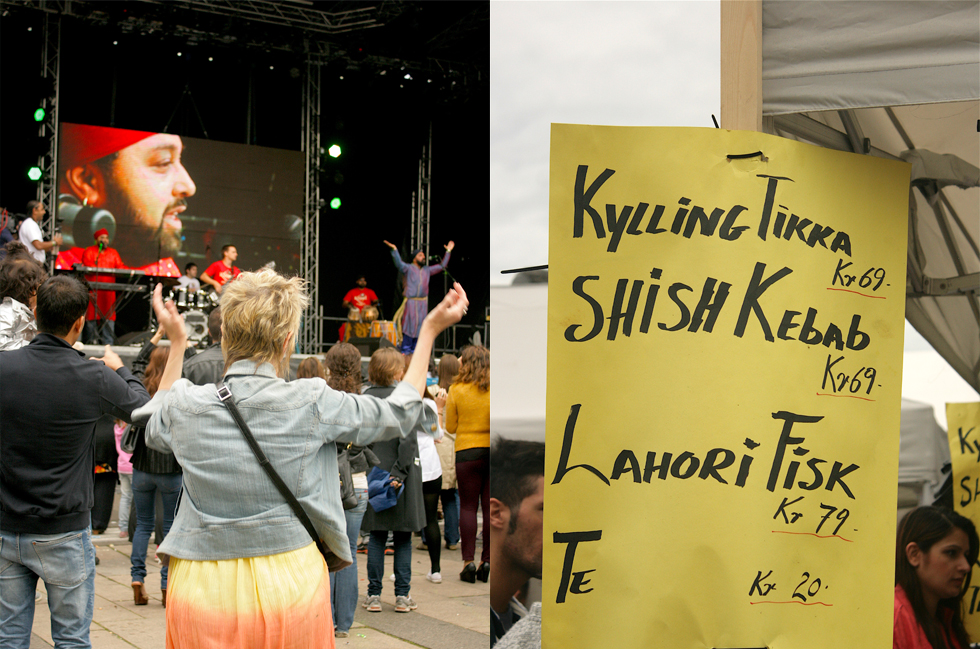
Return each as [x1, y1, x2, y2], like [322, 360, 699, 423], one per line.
[300, 54, 323, 354]
[8, 0, 485, 354]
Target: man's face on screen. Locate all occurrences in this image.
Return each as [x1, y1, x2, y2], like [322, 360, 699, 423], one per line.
[102, 134, 196, 263]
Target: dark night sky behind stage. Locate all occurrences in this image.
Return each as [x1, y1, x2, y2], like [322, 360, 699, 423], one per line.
[0, 2, 488, 345]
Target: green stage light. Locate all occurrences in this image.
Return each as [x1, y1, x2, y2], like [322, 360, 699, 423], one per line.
[33, 107, 45, 122]
[328, 144, 341, 158]
[27, 166, 42, 181]
[330, 197, 341, 209]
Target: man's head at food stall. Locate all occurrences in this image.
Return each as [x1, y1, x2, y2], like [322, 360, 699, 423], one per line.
[490, 438, 546, 617]
[60, 123, 197, 266]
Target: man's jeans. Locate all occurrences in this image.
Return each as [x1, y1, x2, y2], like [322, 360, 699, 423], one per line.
[0, 526, 96, 649]
[83, 319, 115, 346]
[330, 487, 367, 632]
[367, 530, 412, 597]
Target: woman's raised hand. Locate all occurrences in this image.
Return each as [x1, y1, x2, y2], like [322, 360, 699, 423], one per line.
[152, 283, 188, 345]
[424, 282, 469, 334]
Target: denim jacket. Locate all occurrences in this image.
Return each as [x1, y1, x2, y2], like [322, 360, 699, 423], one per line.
[138, 360, 421, 565]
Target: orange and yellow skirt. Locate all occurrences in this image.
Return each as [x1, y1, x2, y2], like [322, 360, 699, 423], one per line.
[165, 543, 335, 649]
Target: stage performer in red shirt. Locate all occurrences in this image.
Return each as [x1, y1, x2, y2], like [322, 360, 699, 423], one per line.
[340, 274, 380, 341]
[82, 228, 127, 345]
[342, 274, 380, 314]
[201, 244, 241, 294]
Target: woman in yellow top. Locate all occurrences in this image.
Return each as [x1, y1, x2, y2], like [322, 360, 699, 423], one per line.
[445, 345, 490, 583]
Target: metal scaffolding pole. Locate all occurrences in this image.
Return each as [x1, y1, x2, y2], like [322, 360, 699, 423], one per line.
[410, 124, 432, 259]
[38, 10, 61, 268]
[299, 54, 322, 354]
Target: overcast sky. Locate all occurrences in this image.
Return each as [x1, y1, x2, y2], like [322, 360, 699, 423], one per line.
[490, 0, 721, 284]
[488, 0, 977, 416]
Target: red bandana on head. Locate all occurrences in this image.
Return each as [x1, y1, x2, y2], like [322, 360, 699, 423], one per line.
[93, 228, 109, 241]
[59, 123, 157, 170]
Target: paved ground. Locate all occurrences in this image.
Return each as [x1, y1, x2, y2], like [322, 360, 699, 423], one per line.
[29, 496, 488, 648]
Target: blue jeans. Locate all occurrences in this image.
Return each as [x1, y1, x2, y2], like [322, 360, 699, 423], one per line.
[130, 470, 181, 589]
[329, 488, 367, 632]
[0, 526, 96, 649]
[367, 530, 411, 597]
[83, 319, 115, 346]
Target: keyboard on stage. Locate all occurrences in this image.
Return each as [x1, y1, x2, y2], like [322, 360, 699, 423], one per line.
[86, 281, 148, 293]
[75, 266, 147, 277]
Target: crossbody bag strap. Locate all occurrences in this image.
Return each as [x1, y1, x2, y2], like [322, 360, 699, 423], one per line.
[216, 382, 330, 563]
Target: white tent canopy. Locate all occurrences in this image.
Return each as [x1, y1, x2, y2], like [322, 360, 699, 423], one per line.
[491, 283, 548, 441]
[762, 1, 978, 114]
[761, 1, 980, 392]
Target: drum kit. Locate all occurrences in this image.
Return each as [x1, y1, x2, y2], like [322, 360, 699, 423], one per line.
[346, 305, 397, 345]
[172, 288, 220, 343]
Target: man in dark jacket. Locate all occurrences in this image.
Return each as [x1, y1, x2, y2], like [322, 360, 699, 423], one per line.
[182, 306, 223, 385]
[0, 275, 150, 648]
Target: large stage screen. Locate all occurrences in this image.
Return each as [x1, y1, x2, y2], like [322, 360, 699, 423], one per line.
[55, 122, 303, 276]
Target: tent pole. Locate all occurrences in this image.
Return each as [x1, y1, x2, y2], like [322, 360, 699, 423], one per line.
[720, 0, 762, 132]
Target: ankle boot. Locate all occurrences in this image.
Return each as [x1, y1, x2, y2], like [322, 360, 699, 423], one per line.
[132, 582, 149, 605]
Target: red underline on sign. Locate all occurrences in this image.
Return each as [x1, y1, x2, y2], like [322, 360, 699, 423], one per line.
[816, 392, 876, 402]
[826, 287, 886, 299]
[772, 530, 853, 543]
[750, 600, 833, 607]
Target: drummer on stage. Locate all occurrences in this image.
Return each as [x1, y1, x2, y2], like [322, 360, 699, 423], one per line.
[342, 274, 380, 315]
[341, 274, 380, 340]
[176, 262, 200, 293]
[81, 228, 126, 345]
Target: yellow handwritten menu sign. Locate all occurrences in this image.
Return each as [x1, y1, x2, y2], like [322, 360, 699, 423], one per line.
[545, 125, 909, 649]
[947, 401, 980, 639]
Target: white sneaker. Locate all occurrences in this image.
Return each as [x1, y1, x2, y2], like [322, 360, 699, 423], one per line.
[364, 595, 382, 612]
[389, 573, 397, 582]
[426, 571, 442, 584]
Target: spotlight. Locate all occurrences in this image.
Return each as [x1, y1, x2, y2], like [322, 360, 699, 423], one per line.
[209, 56, 213, 62]
[328, 144, 341, 158]
[404, 73, 412, 81]
[177, 52, 182, 57]
[269, 65, 274, 70]
[113, 40, 118, 45]
[330, 197, 341, 209]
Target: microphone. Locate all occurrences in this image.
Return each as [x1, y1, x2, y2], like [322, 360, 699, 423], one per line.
[57, 194, 115, 249]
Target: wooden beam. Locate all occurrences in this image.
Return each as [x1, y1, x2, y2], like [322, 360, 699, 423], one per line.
[720, 0, 763, 132]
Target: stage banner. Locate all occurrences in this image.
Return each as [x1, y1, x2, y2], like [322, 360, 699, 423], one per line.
[545, 125, 909, 648]
[947, 401, 980, 638]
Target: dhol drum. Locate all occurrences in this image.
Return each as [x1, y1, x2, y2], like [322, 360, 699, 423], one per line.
[346, 307, 370, 339]
[362, 305, 379, 323]
[370, 320, 398, 346]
